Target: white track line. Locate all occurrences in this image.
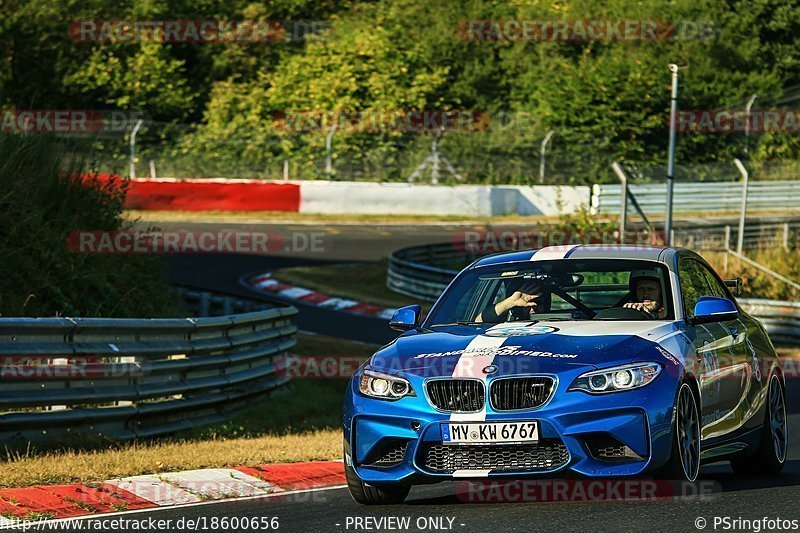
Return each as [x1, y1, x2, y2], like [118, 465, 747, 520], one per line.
[2, 485, 348, 529]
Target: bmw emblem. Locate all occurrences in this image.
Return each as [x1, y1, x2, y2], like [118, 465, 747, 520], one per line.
[483, 365, 498, 374]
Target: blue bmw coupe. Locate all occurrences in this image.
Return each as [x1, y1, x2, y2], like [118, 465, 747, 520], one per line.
[343, 245, 787, 504]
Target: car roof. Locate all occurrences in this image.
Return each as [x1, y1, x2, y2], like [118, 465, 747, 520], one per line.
[470, 244, 672, 268]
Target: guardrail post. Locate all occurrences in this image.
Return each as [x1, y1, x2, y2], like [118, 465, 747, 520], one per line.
[222, 296, 233, 315]
[200, 292, 211, 316]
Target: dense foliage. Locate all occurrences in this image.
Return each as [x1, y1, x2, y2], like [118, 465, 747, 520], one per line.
[1, 0, 799, 183]
[0, 134, 183, 317]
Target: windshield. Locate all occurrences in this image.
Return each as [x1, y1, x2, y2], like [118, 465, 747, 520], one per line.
[425, 259, 674, 326]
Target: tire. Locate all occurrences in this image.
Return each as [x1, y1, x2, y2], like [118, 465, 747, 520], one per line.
[344, 441, 410, 505]
[731, 374, 787, 475]
[658, 382, 701, 482]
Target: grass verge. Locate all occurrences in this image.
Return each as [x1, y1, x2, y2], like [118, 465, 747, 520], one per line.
[272, 259, 423, 309]
[0, 333, 377, 488]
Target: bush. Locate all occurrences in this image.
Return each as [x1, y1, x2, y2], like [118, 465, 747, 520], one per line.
[0, 134, 183, 317]
[704, 248, 800, 302]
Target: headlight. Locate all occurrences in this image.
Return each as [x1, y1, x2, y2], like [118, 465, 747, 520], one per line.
[569, 363, 661, 394]
[359, 369, 415, 400]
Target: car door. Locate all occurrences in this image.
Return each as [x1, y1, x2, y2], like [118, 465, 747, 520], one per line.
[677, 256, 739, 440]
[694, 260, 754, 437]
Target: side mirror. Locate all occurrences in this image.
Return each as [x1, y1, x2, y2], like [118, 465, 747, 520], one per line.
[723, 278, 743, 295]
[691, 296, 739, 325]
[389, 305, 421, 332]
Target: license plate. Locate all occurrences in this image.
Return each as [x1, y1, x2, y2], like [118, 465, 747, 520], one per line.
[440, 421, 539, 445]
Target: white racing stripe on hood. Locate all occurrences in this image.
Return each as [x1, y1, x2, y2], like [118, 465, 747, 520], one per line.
[448, 335, 506, 478]
[530, 245, 579, 261]
[449, 335, 506, 422]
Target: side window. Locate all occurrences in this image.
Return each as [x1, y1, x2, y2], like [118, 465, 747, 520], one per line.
[678, 258, 713, 318]
[698, 263, 732, 300]
[453, 277, 490, 322]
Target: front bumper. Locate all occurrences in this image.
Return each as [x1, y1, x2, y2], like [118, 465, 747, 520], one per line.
[343, 366, 679, 485]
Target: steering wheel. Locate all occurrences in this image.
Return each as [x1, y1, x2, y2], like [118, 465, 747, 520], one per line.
[635, 306, 657, 319]
[593, 306, 655, 320]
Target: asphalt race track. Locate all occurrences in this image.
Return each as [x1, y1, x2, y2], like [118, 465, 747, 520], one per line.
[46, 408, 800, 533]
[161, 251, 396, 344]
[158, 222, 472, 345]
[137, 220, 800, 533]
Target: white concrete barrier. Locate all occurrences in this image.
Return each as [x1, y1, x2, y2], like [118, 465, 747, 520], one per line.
[298, 181, 590, 217]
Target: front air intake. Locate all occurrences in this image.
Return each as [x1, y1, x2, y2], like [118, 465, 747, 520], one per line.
[489, 377, 555, 411]
[426, 379, 484, 412]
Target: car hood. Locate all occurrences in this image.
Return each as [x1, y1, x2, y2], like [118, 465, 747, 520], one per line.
[370, 320, 680, 378]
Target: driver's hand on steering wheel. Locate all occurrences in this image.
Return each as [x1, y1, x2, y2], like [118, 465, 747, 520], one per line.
[624, 300, 658, 315]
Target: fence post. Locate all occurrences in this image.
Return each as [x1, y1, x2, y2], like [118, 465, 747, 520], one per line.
[724, 225, 731, 272]
[734, 158, 749, 255]
[612, 162, 628, 244]
[129, 119, 143, 179]
[539, 130, 555, 184]
[784, 223, 790, 249]
[325, 124, 338, 176]
[665, 64, 681, 246]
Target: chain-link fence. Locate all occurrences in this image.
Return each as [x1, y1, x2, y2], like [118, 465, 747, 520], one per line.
[72, 118, 800, 187]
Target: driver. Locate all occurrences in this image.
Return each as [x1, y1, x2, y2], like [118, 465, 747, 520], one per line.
[476, 280, 551, 323]
[623, 271, 666, 319]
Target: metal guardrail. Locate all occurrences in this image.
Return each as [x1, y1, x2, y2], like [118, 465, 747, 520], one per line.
[387, 243, 469, 300]
[592, 181, 800, 216]
[387, 243, 800, 345]
[0, 306, 298, 446]
[738, 299, 800, 346]
[176, 286, 276, 316]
